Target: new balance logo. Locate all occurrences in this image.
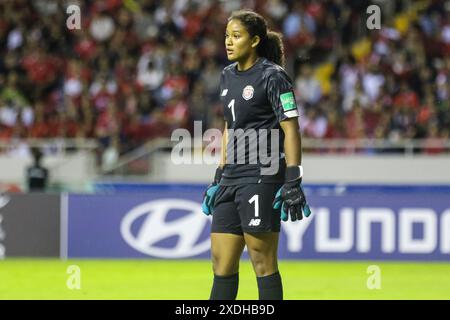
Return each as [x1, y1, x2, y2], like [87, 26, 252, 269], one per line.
[248, 218, 261, 227]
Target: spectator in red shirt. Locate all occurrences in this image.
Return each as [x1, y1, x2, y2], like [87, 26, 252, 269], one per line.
[161, 94, 189, 132]
[21, 47, 61, 86]
[344, 102, 366, 139]
[393, 82, 420, 110]
[95, 100, 121, 146]
[28, 101, 49, 138]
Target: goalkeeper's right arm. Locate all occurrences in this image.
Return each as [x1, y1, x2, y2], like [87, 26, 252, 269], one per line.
[201, 121, 227, 215]
[219, 121, 228, 169]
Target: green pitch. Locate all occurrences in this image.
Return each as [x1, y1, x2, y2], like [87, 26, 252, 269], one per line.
[1, 259, 449, 300]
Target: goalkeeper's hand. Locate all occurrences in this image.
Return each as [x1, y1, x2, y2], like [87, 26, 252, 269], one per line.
[201, 167, 223, 216]
[272, 166, 311, 222]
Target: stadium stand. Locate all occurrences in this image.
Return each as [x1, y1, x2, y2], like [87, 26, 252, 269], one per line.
[0, 0, 449, 170]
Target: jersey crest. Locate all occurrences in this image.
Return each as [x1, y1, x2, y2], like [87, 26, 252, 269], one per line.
[242, 85, 254, 100]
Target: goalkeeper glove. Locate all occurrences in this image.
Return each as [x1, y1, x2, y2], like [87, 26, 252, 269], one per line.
[201, 167, 223, 216]
[272, 165, 311, 222]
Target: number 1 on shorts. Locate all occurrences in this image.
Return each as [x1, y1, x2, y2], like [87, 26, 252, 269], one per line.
[249, 194, 259, 217]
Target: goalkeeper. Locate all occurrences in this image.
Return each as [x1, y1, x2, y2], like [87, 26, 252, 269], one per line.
[201, 10, 311, 300]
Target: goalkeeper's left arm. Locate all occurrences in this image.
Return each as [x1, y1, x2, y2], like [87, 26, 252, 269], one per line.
[273, 118, 311, 221]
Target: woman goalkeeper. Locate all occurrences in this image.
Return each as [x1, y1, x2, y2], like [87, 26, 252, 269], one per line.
[201, 9, 311, 300]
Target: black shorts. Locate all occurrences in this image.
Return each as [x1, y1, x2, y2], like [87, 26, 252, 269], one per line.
[211, 182, 283, 235]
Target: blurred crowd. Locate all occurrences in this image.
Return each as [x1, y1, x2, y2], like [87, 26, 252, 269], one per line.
[0, 0, 449, 165]
[297, 0, 450, 155]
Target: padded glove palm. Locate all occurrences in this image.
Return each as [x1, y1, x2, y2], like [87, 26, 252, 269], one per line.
[201, 167, 223, 215]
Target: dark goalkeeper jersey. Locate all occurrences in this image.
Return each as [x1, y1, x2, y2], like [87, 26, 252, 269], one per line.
[219, 57, 300, 185]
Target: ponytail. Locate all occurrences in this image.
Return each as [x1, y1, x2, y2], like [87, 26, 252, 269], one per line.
[258, 30, 285, 68]
[229, 10, 285, 67]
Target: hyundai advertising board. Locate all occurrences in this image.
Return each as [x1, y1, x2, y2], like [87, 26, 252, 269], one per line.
[67, 185, 450, 261]
[67, 193, 211, 259]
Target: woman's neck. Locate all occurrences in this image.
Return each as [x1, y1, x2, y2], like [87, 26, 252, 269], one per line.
[237, 54, 259, 71]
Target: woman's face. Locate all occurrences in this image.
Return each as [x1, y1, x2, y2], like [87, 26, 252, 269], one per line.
[225, 19, 257, 62]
